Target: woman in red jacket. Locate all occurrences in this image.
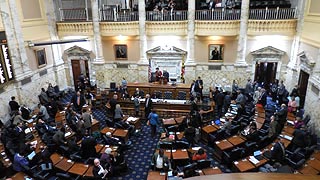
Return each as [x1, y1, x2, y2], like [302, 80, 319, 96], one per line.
[192, 148, 207, 161]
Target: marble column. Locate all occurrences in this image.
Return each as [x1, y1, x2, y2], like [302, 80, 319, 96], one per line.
[44, 0, 65, 86]
[288, 0, 307, 70]
[186, 0, 195, 64]
[235, 0, 249, 66]
[91, 0, 104, 63]
[138, 0, 148, 64]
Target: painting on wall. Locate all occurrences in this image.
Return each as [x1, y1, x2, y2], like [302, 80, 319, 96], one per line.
[114, 44, 128, 60]
[35, 48, 47, 68]
[209, 44, 224, 62]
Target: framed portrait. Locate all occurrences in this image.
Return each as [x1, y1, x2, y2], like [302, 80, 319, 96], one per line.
[35, 48, 47, 68]
[209, 44, 224, 61]
[114, 44, 128, 60]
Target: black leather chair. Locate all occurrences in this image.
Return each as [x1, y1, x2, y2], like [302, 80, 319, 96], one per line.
[196, 159, 212, 169]
[173, 141, 189, 149]
[286, 152, 305, 169]
[223, 147, 245, 165]
[159, 141, 173, 150]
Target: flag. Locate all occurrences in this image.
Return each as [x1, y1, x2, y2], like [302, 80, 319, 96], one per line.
[181, 64, 185, 83]
[148, 59, 151, 82]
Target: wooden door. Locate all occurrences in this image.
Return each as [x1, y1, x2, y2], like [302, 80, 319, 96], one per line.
[254, 62, 277, 90]
[71, 60, 90, 90]
[298, 70, 309, 109]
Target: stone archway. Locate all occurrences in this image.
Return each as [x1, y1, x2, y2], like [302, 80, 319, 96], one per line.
[146, 46, 187, 82]
[251, 46, 285, 85]
[62, 45, 95, 88]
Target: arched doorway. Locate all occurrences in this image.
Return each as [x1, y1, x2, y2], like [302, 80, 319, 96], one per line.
[62, 45, 94, 90]
[251, 46, 285, 89]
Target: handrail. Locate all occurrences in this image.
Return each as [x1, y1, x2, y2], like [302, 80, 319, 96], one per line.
[249, 7, 297, 20]
[146, 10, 188, 21]
[59, 8, 89, 21]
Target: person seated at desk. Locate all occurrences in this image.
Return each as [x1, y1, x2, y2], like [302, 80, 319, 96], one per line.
[151, 149, 171, 172]
[13, 150, 30, 172]
[93, 158, 110, 180]
[263, 138, 286, 163]
[155, 67, 162, 82]
[192, 148, 207, 161]
[38, 103, 51, 123]
[35, 118, 56, 136]
[103, 132, 126, 151]
[100, 148, 128, 176]
[242, 121, 259, 141]
[12, 111, 28, 125]
[52, 127, 67, 146]
[67, 136, 80, 154]
[220, 116, 232, 134]
[133, 88, 143, 98]
[293, 116, 304, 129]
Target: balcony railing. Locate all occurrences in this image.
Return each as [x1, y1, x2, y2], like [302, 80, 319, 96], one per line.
[59, 8, 89, 21]
[57, 8, 297, 22]
[195, 9, 241, 20]
[146, 10, 188, 21]
[249, 7, 297, 20]
[100, 9, 139, 22]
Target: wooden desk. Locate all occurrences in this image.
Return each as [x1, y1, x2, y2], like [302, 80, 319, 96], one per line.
[172, 149, 189, 160]
[247, 157, 268, 168]
[201, 125, 218, 143]
[227, 135, 245, 146]
[312, 151, 320, 161]
[234, 159, 256, 172]
[125, 116, 141, 129]
[113, 129, 129, 143]
[186, 173, 319, 180]
[83, 165, 94, 178]
[147, 171, 166, 180]
[95, 144, 105, 153]
[55, 158, 74, 172]
[100, 127, 116, 135]
[307, 158, 320, 171]
[299, 165, 320, 175]
[214, 140, 233, 161]
[68, 162, 89, 176]
[163, 118, 176, 126]
[202, 167, 222, 175]
[282, 126, 295, 135]
[92, 119, 100, 132]
[50, 153, 64, 165]
[11, 172, 28, 180]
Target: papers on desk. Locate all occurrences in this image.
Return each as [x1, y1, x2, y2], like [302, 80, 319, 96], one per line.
[287, 120, 294, 125]
[225, 113, 233, 117]
[127, 117, 137, 122]
[220, 118, 226, 123]
[249, 156, 260, 165]
[284, 135, 293, 141]
[24, 128, 33, 134]
[65, 132, 72, 137]
[192, 147, 201, 151]
[27, 119, 34, 123]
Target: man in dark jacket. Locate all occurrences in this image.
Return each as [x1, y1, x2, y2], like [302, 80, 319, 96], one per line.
[81, 133, 97, 159]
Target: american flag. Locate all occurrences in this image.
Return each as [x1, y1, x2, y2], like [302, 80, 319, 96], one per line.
[148, 59, 151, 82]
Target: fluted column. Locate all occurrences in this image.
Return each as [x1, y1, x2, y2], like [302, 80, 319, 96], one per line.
[0, 0, 32, 79]
[138, 0, 148, 64]
[91, 0, 104, 63]
[235, 0, 249, 66]
[288, 0, 306, 69]
[186, 0, 195, 64]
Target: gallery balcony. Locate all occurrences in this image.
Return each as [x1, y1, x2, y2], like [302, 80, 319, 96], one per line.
[56, 7, 298, 37]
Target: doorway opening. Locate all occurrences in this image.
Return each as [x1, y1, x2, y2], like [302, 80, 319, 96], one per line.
[71, 59, 90, 91]
[298, 70, 309, 109]
[254, 62, 278, 89]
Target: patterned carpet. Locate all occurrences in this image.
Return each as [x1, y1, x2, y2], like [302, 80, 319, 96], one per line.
[60, 93, 232, 179]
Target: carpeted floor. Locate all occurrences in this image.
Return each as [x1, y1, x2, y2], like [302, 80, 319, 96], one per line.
[60, 93, 232, 179]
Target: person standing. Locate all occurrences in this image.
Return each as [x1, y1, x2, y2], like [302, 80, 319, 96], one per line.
[133, 95, 140, 117]
[195, 76, 203, 101]
[148, 110, 159, 138]
[82, 108, 92, 134]
[9, 96, 20, 115]
[155, 67, 162, 82]
[144, 94, 153, 121]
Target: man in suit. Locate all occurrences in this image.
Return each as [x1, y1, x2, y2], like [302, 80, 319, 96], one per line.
[93, 158, 109, 179]
[151, 149, 171, 172]
[9, 96, 20, 115]
[52, 127, 67, 146]
[163, 69, 169, 82]
[215, 90, 225, 118]
[81, 133, 97, 159]
[195, 76, 203, 101]
[71, 91, 86, 113]
[274, 104, 288, 133]
[144, 94, 153, 121]
[155, 67, 162, 82]
[109, 94, 118, 119]
[82, 108, 92, 134]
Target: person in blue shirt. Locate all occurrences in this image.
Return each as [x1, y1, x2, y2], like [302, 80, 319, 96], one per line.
[148, 109, 159, 138]
[13, 151, 30, 172]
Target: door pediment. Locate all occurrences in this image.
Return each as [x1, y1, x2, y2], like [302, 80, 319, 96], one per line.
[146, 46, 187, 57]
